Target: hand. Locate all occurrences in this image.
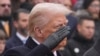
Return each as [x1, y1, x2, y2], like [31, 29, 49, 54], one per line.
[43, 26, 70, 50]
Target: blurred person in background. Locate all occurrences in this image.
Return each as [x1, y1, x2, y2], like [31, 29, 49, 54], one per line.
[27, 0, 45, 5]
[83, 38, 100, 56]
[82, 0, 100, 19]
[76, 0, 100, 41]
[11, 0, 32, 13]
[62, 16, 95, 56]
[0, 0, 13, 38]
[82, 0, 100, 41]
[0, 29, 7, 56]
[20, 0, 27, 3]
[5, 9, 30, 52]
[73, 0, 83, 11]
[47, 0, 72, 9]
[20, 2, 33, 11]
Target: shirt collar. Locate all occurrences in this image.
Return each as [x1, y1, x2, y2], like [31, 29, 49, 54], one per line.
[32, 37, 40, 45]
[16, 32, 29, 44]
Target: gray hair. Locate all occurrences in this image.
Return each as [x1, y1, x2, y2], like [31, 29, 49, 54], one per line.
[28, 3, 72, 34]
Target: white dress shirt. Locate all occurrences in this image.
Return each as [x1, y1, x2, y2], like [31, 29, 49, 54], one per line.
[32, 37, 57, 56]
[16, 32, 29, 44]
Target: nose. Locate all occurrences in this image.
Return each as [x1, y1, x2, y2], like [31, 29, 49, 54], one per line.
[5, 6, 9, 9]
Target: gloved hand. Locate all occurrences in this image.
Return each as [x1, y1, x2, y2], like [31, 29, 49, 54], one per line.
[43, 26, 70, 50]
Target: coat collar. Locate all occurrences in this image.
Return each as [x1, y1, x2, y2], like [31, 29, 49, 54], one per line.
[95, 39, 100, 53]
[11, 34, 24, 45]
[25, 37, 38, 49]
[73, 32, 94, 44]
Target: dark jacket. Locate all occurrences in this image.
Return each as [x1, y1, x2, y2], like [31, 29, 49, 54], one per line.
[4, 33, 23, 52]
[83, 39, 100, 56]
[4, 37, 62, 56]
[0, 18, 15, 38]
[62, 33, 94, 56]
[67, 14, 78, 39]
[94, 20, 100, 41]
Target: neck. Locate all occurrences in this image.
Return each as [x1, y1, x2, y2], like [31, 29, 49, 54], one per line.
[31, 35, 44, 44]
[73, 32, 94, 43]
[17, 31, 28, 37]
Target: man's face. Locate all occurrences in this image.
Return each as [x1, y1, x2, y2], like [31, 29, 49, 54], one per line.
[0, 40, 6, 54]
[41, 14, 68, 50]
[15, 12, 29, 35]
[77, 20, 95, 40]
[88, 0, 100, 14]
[0, 0, 11, 17]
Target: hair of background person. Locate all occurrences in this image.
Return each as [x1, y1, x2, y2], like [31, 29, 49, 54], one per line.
[12, 8, 30, 21]
[82, 0, 93, 9]
[77, 15, 94, 24]
[0, 29, 7, 40]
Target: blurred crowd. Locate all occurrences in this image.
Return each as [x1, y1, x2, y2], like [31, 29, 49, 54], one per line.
[0, 0, 100, 56]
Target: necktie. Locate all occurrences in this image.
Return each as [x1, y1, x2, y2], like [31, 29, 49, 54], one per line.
[3, 22, 10, 37]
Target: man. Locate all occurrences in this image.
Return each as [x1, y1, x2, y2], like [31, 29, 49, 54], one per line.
[83, 38, 100, 56]
[0, 0, 13, 38]
[0, 29, 7, 56]
[62, 16, 95, 56]
[4, 3, 70, 56]
[5, 9, 30, 51]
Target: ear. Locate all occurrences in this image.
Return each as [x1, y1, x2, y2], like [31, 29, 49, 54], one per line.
[34, 26, 43, 38]
[77, 24, 81, 32]
[13, 21, 18, 28]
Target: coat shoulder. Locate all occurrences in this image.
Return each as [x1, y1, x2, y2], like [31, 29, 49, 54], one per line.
[83, 47, 99, 56]
[4, 45, 30, 56]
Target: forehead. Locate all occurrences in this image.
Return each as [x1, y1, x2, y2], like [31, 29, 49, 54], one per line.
[49, 14, 67, 24]
[0, 0, 11, 4]
[82, 20, 94, 26]
[19, 12, 29, 17]
[91, 0, 100, 4]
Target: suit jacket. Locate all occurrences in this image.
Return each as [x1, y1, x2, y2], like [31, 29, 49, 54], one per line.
[4, 37, 62, 56]
[5, 33, 23, 52]
[83, 39, 100, 56]
[0, 20, 14, 38]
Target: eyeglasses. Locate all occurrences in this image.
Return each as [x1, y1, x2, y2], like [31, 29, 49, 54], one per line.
[0, 4, 11, 8]
[90, 4, 100, 8]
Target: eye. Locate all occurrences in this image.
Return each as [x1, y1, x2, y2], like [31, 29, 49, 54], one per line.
[55, 24, 64, 29]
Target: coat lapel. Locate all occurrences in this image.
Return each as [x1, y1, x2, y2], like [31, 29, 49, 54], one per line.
[25, 37, 38, 49]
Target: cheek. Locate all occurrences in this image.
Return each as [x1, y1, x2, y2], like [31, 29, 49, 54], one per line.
[88, 7, 97, 13]
[0, 8, 4, 13]
[19, 21, 26, 28]
[42, 27, 56, 39]
[0, 44, 5, 50]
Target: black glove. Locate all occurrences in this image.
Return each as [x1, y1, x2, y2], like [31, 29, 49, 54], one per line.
[43, 26, 70, 50]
